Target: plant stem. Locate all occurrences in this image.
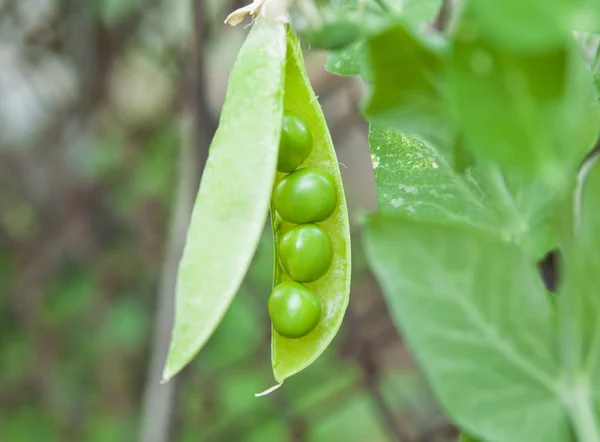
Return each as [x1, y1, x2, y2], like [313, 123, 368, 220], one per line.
[138, 1, 214, 441]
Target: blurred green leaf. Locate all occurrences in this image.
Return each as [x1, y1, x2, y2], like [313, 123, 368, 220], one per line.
[85, 413, 136, 442]
[460, 433, 482, 442]
[131, 127, 178, 200]
[43, 269, 94, 326]
[2, 408, 58, 442]
[219, 370, 275, 415]
[447, 16, 600, 184]
[97, 298, 149, 351]
[246, 420, 291, 442]
[326, 0, 442, 77]
[247, 230, 275, 291]
[325, 40, 366, 77]
[364, 23, 454, 150]
[0, 334, 33, 383]
[86, 129, 126, 180]
[402, 0, 442, 24]
[285, 349, 358, 412]
[468, 0, 600, 52]
[307, 392, 390, 442]
[199, 369, 278, 440]
[199, 291, 262, 371]
[0, 252, 14, 296]
[378, 370, 438, 421]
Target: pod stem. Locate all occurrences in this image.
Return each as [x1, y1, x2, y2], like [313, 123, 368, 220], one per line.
[255, 382, 283, 397]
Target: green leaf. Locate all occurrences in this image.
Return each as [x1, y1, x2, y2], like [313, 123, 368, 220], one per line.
[364, 215, 569, 442]
[364, 22, 455, 150]
[369, 126, 494, 230]
[447, 17, 600, 184]
[369, 126, 564, 259]
[558, 156, 600, 440]
[325, 40, 366, 77]
[468, 0, 600, 52]
[325, 0, 442, 77]
[402, 0, 443, 24]
[269, 30, 352, 384]
[484, 167, 567, 259]
[162, 20, 287, 382]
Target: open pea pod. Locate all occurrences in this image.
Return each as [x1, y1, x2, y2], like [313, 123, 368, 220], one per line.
[161, 20, 287, 383]
[269, 29, 352, 384]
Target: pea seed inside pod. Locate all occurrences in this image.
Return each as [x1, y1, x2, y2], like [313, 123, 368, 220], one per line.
[273, 167, 337, 224]
[277, 110, 313, 173]
[268, 281, 321, 339]
[279, 223, 333, 282]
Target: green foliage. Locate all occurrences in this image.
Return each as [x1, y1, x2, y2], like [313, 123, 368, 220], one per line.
[43, 268, 94, 326]
[85, 414, 136, 442]
[325, 40, 366, 77]
[246, 420, 291, 442]
[3, 408, 58, 442]
[467, 0, 600, 52]
[325, 0, 442, 77]
[364, 23, 454, 150]
[97, 299, 150, 351]
[307, 393, 391, 441]
[369, 126, 565, 259]
[363, 10, 600, 430]
[198, 289, 263, 371]
[447, 14, 600, 183]
[369, 127, 495, 229]
[21, 0, 600, 439]
[162, 20, 287, 382]
[0, 334, 32, 384]
[460, 433, 481, 442]
[364, 217, 570, 442]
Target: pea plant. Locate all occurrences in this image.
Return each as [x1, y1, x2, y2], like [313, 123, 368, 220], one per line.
[161, 0, 600, 441]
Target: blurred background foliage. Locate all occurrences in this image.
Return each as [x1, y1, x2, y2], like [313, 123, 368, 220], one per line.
[0, 0, 457, 441]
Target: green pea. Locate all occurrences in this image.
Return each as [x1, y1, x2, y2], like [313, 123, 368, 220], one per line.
[279, 223, 333, 282]
[268, 281, 321, 339]
[273, 168, 337, 223]
[278, 111, 313, 173]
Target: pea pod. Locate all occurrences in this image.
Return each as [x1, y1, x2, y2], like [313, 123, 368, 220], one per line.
[269, 29, 351, 384]
[161, 20, 287, 383]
